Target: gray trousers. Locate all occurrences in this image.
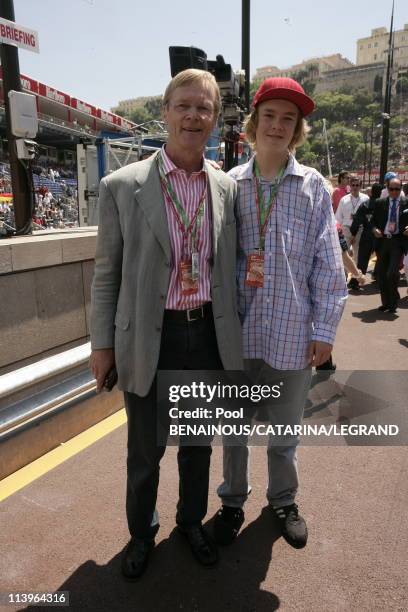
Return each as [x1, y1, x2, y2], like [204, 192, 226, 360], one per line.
[217, 360, 311, 508]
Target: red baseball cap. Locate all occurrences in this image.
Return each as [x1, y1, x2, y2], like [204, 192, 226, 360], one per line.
[252, 77, 315, 117]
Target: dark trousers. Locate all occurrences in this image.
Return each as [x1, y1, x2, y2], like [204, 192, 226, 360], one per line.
[357, 233, 374, 274]
[377, 237, 404, 308]
[124, 309, 223, 540]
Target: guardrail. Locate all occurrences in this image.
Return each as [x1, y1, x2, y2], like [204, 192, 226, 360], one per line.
[0, 343, 95, 438]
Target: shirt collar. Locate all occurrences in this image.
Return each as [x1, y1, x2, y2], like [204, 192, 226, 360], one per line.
[160, 144, 206, 176]
[233, 153, 305, 181]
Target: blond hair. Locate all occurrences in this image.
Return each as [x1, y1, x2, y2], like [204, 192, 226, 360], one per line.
[163, 69, 221, 118]
[243, 106, 310, 152]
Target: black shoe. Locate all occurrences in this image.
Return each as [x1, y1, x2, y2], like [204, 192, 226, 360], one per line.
[178, 524, 219, 566]
[347, 278, 360, 290]
[388, 307, 398, 314]
[121, 538, 154, 581]
[213, 505, 245, 545]
[378, 305, 389, 312]
[272, 503, 308, 549]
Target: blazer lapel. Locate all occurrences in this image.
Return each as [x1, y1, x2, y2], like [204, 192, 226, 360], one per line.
[134, 152, 171, 262]
[206, 162, 225, 260]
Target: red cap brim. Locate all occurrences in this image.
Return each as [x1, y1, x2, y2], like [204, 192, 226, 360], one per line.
[253, 87, 315, 117]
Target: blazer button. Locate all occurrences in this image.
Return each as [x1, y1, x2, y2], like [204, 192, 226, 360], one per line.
[156, 325, 162, 332]
[160, 294, 166, 300]
[165, 261, 170, 267]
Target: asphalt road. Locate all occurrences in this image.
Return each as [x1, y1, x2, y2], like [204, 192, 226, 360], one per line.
[1, 275, 407, 612]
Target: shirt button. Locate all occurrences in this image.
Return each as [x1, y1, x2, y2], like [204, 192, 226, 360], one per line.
[268, 275, 271, 281]
[266, 298, 270, 304]
[265, 320, 269, 326]
[160, 294, 166, 300]
[165, 261, 170, 267]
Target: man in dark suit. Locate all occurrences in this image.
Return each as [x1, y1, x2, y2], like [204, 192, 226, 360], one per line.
[372, 178, 408, 313]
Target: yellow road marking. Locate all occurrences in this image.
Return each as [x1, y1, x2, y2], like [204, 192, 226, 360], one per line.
[0, 409, 127, 502]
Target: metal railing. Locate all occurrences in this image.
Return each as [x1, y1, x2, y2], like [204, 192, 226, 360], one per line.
[0, 343, 96, 438]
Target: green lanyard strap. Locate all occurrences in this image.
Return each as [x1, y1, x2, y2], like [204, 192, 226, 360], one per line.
[253, 158, 285, 250]
[157, 153, 206, 253]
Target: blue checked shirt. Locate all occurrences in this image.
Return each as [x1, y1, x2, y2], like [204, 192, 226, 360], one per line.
[228, 154, 348, 370]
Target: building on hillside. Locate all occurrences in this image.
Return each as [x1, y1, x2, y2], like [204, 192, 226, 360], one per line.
[314, 62, 385, 94]
[255, 54, 353, 80]
[112, 95, 161, 116]
[357, 24, 408, 71]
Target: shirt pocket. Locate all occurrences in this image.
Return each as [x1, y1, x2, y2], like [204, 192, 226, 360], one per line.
[283, 218, 306, 257]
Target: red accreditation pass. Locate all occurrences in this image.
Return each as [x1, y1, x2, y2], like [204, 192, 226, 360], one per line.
[245, 251, 265, 287]
[179, 259, 199, 295]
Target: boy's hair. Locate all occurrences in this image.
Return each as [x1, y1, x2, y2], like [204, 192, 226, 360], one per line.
[243, 106, 310, 152]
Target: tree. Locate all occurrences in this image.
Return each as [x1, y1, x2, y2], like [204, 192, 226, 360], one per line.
[145, 96, 163, 120]
[129, 107, 152, 125]
[249, 78, 262, 104]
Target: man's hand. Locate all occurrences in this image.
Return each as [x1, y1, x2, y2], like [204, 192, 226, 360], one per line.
[373, 227, 383, 238]
[308, 341, 333, 367]
[403, 226, 408, 237]
[89, 348, 115, 393]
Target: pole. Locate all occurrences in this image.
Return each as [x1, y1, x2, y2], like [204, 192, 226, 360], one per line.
[368, 118, 374, 185]
[362, 128, 368, 187]
[379, 0, 395, 185]
[322, 118, 332, 178]
[241, 0, 250, 111]
[0, 0, 32, 234]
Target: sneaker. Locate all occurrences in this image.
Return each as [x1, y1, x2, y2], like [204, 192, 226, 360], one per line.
[213, 505, 245, 545]
[272, 503, 308, 549]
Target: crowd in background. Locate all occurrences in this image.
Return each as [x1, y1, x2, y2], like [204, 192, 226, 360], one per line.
[0, 162, 79, 234]
[331, 170, 408, 311]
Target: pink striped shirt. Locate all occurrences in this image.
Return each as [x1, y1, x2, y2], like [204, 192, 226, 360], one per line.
[160, 146, 212, 310]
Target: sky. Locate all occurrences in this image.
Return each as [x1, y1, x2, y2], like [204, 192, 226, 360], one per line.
[11, 0, 407, 112]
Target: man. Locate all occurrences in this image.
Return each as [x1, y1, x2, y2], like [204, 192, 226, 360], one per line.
[214, 77, 347, 549]
[372, 177, 408, 313]
[90, 69, 242, 579]
[332, 170, 350, 213]
[380, 171, 397, 199]
[349, 182, 382, 276]
[335, 176, 369, 281]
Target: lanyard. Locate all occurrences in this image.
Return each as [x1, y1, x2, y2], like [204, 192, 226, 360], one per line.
[157, 153, 207, 253]
[350, 196, 361, 215]
[253, 158, 286, 250]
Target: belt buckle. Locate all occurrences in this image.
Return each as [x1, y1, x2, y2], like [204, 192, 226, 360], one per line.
[187, 306, 203, 322]
[386, 234, 392, 239]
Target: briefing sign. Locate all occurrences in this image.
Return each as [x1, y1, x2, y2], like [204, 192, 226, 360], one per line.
[0, 17, 39, 54]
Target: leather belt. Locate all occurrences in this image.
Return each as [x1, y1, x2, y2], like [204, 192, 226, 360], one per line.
[164, 302, 212, 323]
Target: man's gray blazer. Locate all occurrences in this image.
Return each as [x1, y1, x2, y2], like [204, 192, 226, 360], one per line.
[90, 151, 243, 396]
